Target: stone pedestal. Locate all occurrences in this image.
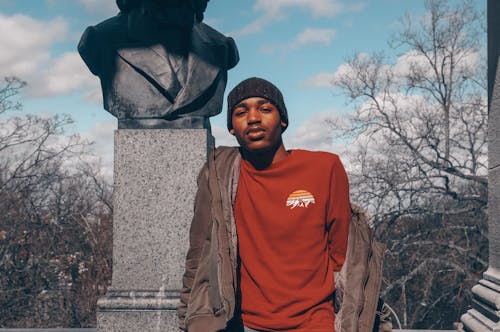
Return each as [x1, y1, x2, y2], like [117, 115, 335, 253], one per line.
[97, 129, 211, 332]
[460, 1, 500, 331]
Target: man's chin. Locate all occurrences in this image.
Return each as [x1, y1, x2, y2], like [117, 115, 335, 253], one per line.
[241, 142, 274, 154]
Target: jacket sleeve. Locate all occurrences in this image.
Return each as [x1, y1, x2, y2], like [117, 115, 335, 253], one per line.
[178, 162, 211, 330]
[327, 155, 351, 272]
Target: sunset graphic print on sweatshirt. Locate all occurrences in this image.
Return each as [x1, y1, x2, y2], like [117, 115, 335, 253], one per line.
[234, 149, 351, 331]
[286, 189, 316, 209]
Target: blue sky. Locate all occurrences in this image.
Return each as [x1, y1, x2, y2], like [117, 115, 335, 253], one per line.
[0, 0, 486, 175]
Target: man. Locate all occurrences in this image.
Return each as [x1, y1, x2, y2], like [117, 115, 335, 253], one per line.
[78, 0, 239, 129]
[179, 77, 351, 331]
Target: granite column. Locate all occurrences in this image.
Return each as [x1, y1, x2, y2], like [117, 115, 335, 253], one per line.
[96, 129, 211, 331]
[461, 1, 500, 331]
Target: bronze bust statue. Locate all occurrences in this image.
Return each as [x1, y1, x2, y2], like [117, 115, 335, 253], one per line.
[78, 0, 239, 129]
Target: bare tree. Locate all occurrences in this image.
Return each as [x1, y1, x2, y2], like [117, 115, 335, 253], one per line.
[0, 77, 113, 327]
[332, 0, 487, 328]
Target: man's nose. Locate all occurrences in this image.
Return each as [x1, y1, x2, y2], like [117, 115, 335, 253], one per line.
[247, 108, 261, 124]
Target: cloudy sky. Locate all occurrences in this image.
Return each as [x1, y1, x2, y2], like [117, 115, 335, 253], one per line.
[0, 0, 486, 176]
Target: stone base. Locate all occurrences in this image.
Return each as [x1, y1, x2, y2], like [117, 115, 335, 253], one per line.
[97, 310, 179, 332]
[461, 269, 500, 331]
[97, 290, 180, 332]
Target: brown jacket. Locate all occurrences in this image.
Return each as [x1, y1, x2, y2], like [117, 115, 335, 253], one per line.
[178, 147, 387, 332]
[335, 205, 387, 332]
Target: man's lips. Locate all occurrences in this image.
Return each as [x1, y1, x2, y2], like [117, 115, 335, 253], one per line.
[245, 126, 266, 140]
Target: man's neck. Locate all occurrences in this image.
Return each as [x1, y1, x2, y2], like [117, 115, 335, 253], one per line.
[241, 144, 289, 170]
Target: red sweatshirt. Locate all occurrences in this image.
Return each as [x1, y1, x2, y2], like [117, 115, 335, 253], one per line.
[234, 149, 351, 331]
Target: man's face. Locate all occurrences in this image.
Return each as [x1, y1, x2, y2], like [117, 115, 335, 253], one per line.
[230, 97, 287, 153]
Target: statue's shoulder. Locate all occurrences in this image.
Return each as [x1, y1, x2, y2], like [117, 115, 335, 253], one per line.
[196, 23, 228, 42]
[195, 23, 239, 69]
[78, 14, 129, 75]
[80, 14, 129, 47]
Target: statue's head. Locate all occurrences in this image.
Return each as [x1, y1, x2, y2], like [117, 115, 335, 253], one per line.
[116, 0, 209, 23]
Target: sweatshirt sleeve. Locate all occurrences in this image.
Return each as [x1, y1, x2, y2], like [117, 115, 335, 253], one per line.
[327, 155, 351, 272]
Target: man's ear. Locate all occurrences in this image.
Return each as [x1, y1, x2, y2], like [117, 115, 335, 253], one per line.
[229, 129, 235, 135]
[281, 122, 287, 129]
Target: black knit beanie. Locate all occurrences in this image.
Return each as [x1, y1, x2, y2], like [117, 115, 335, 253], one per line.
[227, 77, 288, 132]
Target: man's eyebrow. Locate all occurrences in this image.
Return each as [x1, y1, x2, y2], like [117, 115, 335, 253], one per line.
[256, 98, 271, 105]
[234, 102, 247, 109]
[234, 99, 271, 109]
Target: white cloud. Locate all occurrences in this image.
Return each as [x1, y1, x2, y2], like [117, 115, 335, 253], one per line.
[0, 14, 68, 77]
[234, 0, 363, 36]
[80, 120, 117, 180]
[316, 49, 483, 96]
[231, 14, 283, 37]
[0, 14, 100, 102]
[292, 28, 336, 48]
[0, 113, 95, 179]
[261, 28, 336, 54]
[303, 52, 381, 88]
[285, 111, 348, 153]
[393, 49, 481, 83]
[29, 52, 99, 98]
[83, 88, 103, 105]
[79, 0, 118, 16]
[303, 72, 336, 88]
[27, 119, 116, 181]
[255, 0, 346, 18]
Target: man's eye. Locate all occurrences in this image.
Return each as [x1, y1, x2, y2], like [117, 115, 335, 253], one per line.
[234, 109, 247, 116]
[261, 107, 272, 112]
